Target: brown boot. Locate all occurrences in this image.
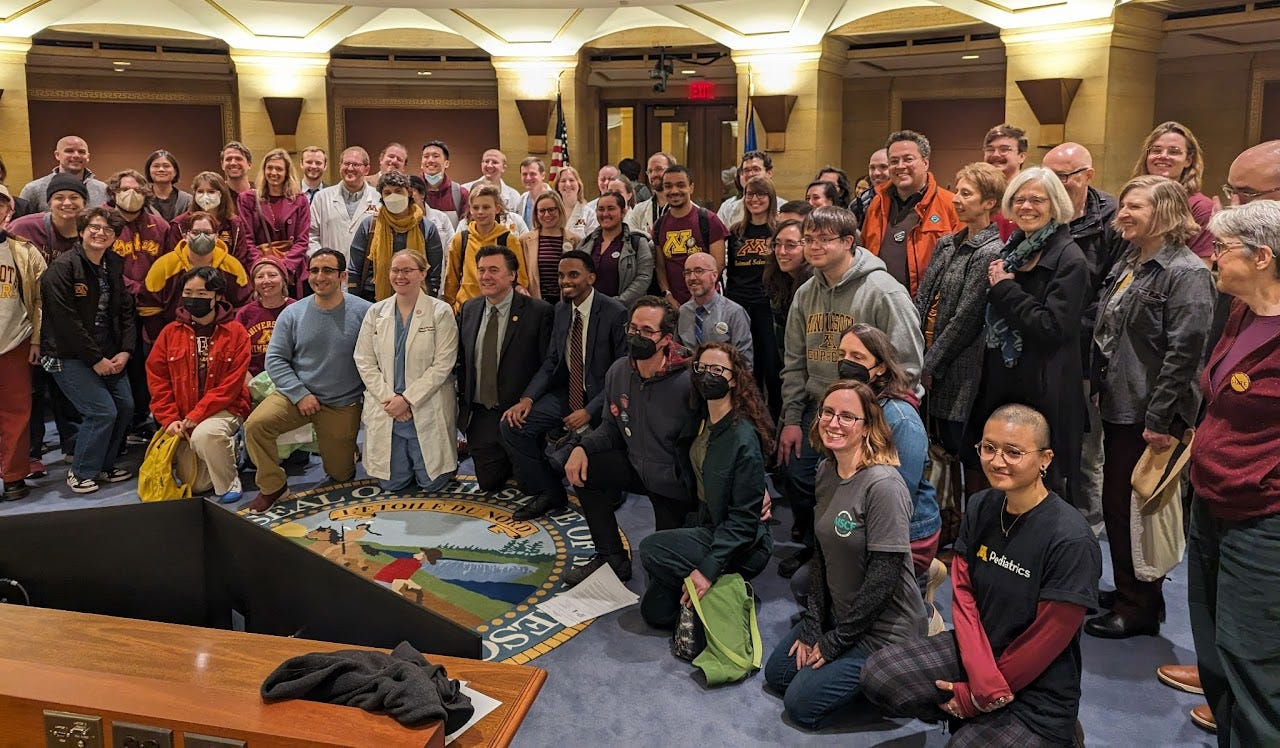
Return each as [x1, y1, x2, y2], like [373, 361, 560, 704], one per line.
[248, 485, 288, 513]
[1157, 664, 1203, 694]
[1190, 704, 1216, 733]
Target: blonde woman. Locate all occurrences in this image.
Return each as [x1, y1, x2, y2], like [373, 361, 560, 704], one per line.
[556, 166, 597, 237]
[519, 190, 581, 303]
[238, 148, 311, 297]
[1130, 121, 1213, 264]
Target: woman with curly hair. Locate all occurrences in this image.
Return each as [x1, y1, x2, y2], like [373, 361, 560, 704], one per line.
[638, 341, 775, 628]
[764, 379, 926, 728]
[1130, 121, 1213, 264]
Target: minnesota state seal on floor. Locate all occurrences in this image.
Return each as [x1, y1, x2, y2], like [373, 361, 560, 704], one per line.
[244, 476, 615, 663]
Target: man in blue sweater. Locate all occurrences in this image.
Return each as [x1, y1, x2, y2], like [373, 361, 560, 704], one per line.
[246, 248, 372, 512]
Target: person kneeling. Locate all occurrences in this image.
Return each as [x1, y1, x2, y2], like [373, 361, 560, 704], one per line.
[146, 267, 251, 502]
[354, 250, 459, 493]
[638, 342, 773, 628]
[764, 381, 926, 730]
[861, 404, 1101, 747]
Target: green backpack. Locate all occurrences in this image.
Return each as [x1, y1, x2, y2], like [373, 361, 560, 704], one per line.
[684, 574, 762, 686]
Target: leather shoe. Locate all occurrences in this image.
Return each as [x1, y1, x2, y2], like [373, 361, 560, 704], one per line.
[512, 493, 567, 521]
[248, 485, 289, 514]
[1084, 610, 1159, 639]
[563, 553, 631, 588]
[1157, 664, 1204, 694]
[1098, 588, 1115, 609]
[1190, 704, 1216, 733]
[777, 548, 812, 579]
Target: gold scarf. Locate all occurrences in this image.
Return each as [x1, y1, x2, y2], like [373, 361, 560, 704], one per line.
[368, 204, 426, 300]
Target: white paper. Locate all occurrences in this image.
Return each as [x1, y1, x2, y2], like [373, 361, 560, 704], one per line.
[445, 682, 502, 745]
[536, 563, 639, 627]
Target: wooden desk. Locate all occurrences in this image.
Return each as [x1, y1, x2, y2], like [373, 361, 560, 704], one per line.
[0, 605, 544, 747]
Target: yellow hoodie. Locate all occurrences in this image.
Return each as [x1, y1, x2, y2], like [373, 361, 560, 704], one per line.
[443, 220, 528, 312]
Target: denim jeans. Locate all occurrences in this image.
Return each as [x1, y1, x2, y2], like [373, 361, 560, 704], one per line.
[764, 621, 871, 729]
[49, 359, 132, 480]
[784, 404, 821, 548]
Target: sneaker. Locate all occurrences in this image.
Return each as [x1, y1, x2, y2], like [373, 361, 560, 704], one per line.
[27, 460, 46, 480]
[562, 552, 631, 588]
[2, 480, 30, 501]
[66, 473, 100, 494]
[219, 477, 244, 505]
[97, 468, 133, 483]
[125, 432, 152, 447]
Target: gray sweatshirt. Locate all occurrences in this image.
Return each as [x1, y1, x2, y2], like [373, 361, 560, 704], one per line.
[265, 293, 373, 407]
[780, 249, 924, 425]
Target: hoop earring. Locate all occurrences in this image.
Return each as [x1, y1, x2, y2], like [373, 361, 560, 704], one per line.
[1039, 466, 1048, 478]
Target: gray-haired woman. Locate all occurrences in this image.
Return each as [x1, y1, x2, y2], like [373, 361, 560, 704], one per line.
[966, 167, 1090, 506]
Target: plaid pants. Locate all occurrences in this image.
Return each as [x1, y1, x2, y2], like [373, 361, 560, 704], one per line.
[862, 632, 1064, 748]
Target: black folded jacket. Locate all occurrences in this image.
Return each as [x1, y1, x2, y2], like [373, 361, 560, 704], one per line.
[260, 641, 475, 731]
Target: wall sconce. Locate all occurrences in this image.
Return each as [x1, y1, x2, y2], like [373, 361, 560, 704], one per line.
[514, 99, 553, 154]
[752, 95, 797, 152]
[1015, 78, 1083, 146]
[262, 96, 304, 153]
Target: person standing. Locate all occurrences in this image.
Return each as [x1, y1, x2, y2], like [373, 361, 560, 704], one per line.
[519, 191, 580, 303]
[555, 166, 597, 237]
[354, 250, 459, 493]
[851, 149, 890, 226]
[515, 157, 551, 230]
[366, 142, 409, 187]
[860, 130, 961, 296]
[142, 212, 251, 327]
[239, 148, 311, 298]
[168, 172, 255, 268]
[442, 185, 528, 312]
[144, 150, 193, 222]
[220, 141, 254, 198]
[235, 257, 293, 378]
[676, 252, 753, 365]
[349, 171, 444, 301]
[20, 135, 109, 211]
[625, 152, 676, 237]
[7, 173, 87, 261]
[653, 166, 727, 306]
[146, 266, 251, 504]
[717, 151, 782, 228]
[299, 146, 328, 202]
[1188, 199, 1280, 746]
[573, 191, 653, 306]
[463, 149, 521, 214]
[1131, 121, 1214, 265]
[725, 175, 778, 398]
[244, 249, 372, 512]
[501, 250, 628, 520]
[0, 230, 45, 500]
[308, 146, 381, 265]
[40, 207, 135, 494]
[455, 246, 553, 492]
[420, 140, 469, 229]
[583, 165, 619, 219]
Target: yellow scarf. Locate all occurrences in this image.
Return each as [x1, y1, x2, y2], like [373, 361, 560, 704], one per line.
[368, 204, 426, 300]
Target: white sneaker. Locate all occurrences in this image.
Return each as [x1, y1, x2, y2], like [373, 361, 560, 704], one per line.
[66, 473, 100, 494]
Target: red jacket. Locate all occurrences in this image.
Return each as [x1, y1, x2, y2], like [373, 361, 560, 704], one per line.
[146, 304, 251, 427]
[1191, 300, 1280, 521]
[860, 173, 960, 296]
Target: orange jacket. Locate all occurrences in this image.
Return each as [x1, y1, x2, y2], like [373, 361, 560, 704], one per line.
[147, 305, 251, 427]
[860, 173, 960, 296]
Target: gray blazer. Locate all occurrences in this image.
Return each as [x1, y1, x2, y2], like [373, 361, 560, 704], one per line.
[914, 223, 1003, 423]
[1092, 241, 1214, 433]
[574, 223, 654, 307]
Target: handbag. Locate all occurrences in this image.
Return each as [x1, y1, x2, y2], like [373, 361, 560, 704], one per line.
[671, 602, 706, 661]
[682, 574, 762, 686]
[137, 432, 196, 502]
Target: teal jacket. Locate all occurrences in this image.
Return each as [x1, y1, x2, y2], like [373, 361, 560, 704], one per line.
[690, 413, 773, 582]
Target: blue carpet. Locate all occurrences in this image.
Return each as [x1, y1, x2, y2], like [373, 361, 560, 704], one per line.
[1, 441, 1216, 746]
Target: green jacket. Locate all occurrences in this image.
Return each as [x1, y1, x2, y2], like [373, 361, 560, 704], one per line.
[691, 413, 773, 582]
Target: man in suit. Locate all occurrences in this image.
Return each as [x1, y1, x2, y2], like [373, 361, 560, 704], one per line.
[456, 245, 553, 492]
[308, 146, 380, 264]
[500, 250, 628, 520]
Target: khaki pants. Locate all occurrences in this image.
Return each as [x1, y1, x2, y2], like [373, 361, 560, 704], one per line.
[245, 392, 361, 494]
[176, 410, 242, 495]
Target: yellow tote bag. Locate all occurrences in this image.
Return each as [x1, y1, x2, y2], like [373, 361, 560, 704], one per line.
[137, 432, 195, 502]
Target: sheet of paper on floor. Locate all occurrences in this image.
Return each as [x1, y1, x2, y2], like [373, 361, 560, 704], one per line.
[537, 564, 639, 627]
[445, 682, 502, 745]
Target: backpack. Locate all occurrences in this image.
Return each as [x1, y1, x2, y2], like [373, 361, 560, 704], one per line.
[137, 432, 197, 502]
[655, 205, 712, 253]
[458, 228, 511, 256]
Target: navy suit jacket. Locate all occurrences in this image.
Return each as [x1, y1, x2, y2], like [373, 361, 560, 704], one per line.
[522, 291, 628, 422]
[455, 292, 554, 429]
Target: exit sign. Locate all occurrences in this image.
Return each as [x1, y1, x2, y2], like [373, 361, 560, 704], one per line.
[688, 80, 714, 100]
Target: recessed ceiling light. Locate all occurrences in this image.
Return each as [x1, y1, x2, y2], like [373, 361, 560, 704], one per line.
[113, 60, 131, 66]
[417, 70, 432, 76]
[961, 54, 980, 60]
[681, 69, 696, 75]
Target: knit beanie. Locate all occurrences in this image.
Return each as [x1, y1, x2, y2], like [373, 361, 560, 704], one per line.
[47, 173, 88, 202]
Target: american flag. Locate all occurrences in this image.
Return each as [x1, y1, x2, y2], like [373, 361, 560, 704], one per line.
[550, 92, 570, 184]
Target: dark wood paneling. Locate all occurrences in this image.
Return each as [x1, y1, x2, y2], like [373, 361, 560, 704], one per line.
[343, 107, 499, 180]
[901, 97, 1005, 191]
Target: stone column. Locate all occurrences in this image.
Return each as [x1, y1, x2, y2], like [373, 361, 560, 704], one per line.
[229, 51, 330, 170]
[0, 37, 32, 185]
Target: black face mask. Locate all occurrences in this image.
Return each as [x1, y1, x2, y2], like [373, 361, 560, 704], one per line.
[182, 297, 214, 318]
[837, 359, 873, 384]
[693, 371, 731, 400]
[628, 334, 658, 360]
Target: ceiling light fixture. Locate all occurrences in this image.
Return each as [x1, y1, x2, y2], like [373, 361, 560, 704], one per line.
[681, 69, 696, 75]
[417, 71, 432, 76]
[113, 61, 131, 66]
[961, 54, 980, 60]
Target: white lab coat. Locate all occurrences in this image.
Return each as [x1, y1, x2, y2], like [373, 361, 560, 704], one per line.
[308, 183, 381, 262]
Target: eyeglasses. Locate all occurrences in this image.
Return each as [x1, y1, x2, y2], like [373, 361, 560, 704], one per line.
[802, 235, 844, 248]
[983, 145, 1017, 155]
[1211, 240, 1249, 260]
[1147, 146, 1186, 158]
[692, 362, 733, 377]
[1222, 184, 1280, 202]
[308, 266, 342, 275]
[1012, 196, 1048, 207]
[536, 207, 560, 214]
[682, 267, 715, 277]
[818, 408, 865, 428]
[1053, 167, 1089, 182]
[389, 267, 421, 275]
[744, 191, 769, 199]
[770, 240, 802, 252]
[340, 161, 367, 168]
[974, 442, 1048, 464]
[626, 324, 661, 337]
[84, 224, 115, 235]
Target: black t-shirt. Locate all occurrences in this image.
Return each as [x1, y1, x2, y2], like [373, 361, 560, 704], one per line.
[725, 222, 772, 307]
[954, 489, 1101, 743]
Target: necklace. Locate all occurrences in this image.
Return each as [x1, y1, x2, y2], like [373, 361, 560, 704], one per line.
[1000, 497, 1025, 537]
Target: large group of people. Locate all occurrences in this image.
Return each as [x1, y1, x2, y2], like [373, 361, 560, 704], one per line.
[2, 123, 1277, 744]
